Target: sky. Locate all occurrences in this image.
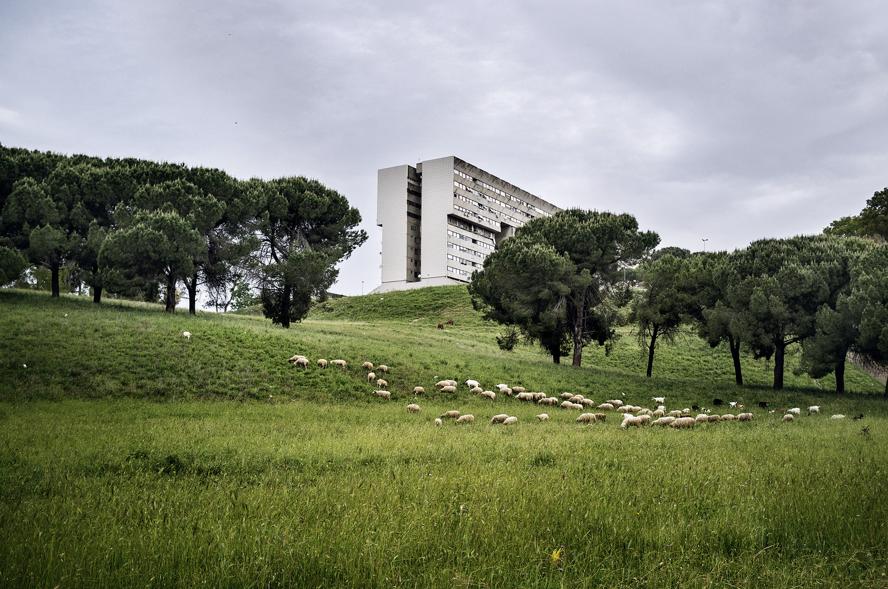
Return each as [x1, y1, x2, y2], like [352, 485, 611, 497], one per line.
[1, 0, 887, 295]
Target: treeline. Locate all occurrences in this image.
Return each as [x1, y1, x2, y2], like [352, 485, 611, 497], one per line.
[470, 193, 888, 395]
[0, 145, 366, 327]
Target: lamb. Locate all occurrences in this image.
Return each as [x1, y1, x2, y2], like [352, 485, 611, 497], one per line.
[807, 405, 820, 415]
[597, 403, 615, 411]
[576, 413, 597, 424]
[367, 372, 377, 382]
[652, 416, 676, 427]
[376, 379, 388, 388]
[670, 417, 696, 429]
[317, 358, 328, 369]
[830, 414, 846, 420]
[434, 418, 443, 426]
[441, 410, 461, 419]
[465, 379, 480, 388]
[456, 414, 475, 424]
[782, 414, 794, 422]
[786, 408, 801, 416]
[406, 404, 421, 413]
[536, 413, 549, 421]
[503, 416, 518, 425]
[361, 361, 374, 371]
[373, 390, 391, 399]
[651, 396, 665, 404]
[440, 385, 457, 393]
[377, 365, 389, 373]
[490, 414, 509, 424]
[480, 390, 496, 401]
[413, 386, 425, 395]
[332, 359, 347, 369]
[182, 331, 191, 340]
[737, 413, 754, 421]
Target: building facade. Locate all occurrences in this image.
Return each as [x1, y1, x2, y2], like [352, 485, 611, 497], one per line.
[375, 156, 561, 293]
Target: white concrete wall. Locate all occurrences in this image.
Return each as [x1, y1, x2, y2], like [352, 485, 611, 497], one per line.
[418, 156, 454, 280]
[377, 165, 410, 286]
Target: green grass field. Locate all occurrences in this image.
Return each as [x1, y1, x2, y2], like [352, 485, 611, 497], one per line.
[1, 287, 887, 587]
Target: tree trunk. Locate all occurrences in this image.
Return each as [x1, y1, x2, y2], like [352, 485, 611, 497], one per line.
[92, 285, 102, 304]
[50, 262, 60, 298]
[552, 354, 560, 364]
[280, 283, 292, 328]
[835, 357, 845, 395]
[884, 377, 887, 398]
[186, 273, 198, 315]
[164, 275, 176, 313]
[729, 336, 743, 386]
[571, 304, 584, 368]
[646, 325, 658, 378]
[773, 342, 785, 390]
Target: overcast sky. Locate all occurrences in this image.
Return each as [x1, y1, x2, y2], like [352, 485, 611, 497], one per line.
[2, 1, 887, 295]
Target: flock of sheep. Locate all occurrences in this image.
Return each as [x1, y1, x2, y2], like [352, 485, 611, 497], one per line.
[286, 353, 847, 429]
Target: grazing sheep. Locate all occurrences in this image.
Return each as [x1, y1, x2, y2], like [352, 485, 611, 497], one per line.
[559, 401, 573, 409]
[490, 414, 509, 424]
[536, 413, 550, 421]
[560, 392, 574, 400]
[656, 405, 667, 412]
[670, 417, 696, 429]
[406, 404, 421, 413]
[293, 357, 309, 369]
[182, 331, 191, 340]
[516, 392, 535, 402]
[376, 379, 388, 388]
[617, 406, 632, 414]
[465, 379, 480, 388]
[651, 396, 665, 404]
[373, 390, 391, 399]
[496, 384, 510, 392]
[503, 416, 518, 425]
[706, 414, 721, 423]
[456, 414, 475, 424]
[377, 365, 389, 373]
[737, 413, 754, 422]
[435, 380, 456, 389]
[621, 415, 649, 429]
[538, 397, 558, 406]
[361, 361, 374, 371]
[570, 403, 584, 410]
[317, 358, 328, 369]
[637, 408, 653, 417]
[512, 386, 526, 393]
[532, 392, 547, 401]
[434, 418, 443, 426]
[502, 388, 513, 396]
[441, 410, 461, 419]
[480, 390, 496, 401]
[440, 385, 457, 393]
[668, 410, 683, 418]
[652, 409, 665, 418]
[576, 413, 597, 424]
[782, 414, 795, 423]
[721, 414, 736, 421]
[695, 414, 709, 423]
[288, 354, 306, 364]
[597, 403, 615, 411]
[470, 386, 483, 395]
[367, 372, 377, 382]
[581, 398, 596, 407]
[607, 399, 625, 408]
[332, 359, 347, 369]
[808, 406, 820, 415]
[652, 416, 676, 427]
[569, 395, 585, 404]
[787, 408, 801, 416]
[413, 386, 425, 395]
[830, 414, 846, 420]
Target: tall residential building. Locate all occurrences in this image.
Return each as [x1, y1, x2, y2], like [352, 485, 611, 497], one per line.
[375, 156, 561, 293]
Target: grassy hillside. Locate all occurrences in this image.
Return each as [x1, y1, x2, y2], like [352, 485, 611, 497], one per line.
[2, 287, 887, 587]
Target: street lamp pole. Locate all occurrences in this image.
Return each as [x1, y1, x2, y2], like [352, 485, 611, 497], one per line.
[702, 238, 709, 252]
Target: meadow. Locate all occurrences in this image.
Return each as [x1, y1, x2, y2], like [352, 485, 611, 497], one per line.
[1, 287, 887, 587]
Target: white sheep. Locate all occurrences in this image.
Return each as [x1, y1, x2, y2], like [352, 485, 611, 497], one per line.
[707, 414, 721, 423]
[332, 359, 347, 369]
[576, 413, 597, 424]
[570, 403, 584, 410]
[287, 354, 307, 364]
[607, 399, 625, 408]
[406, 404, 421, 413]
[441, 410, 461, 419]
[512, 386, 526, 393]
[532, 392, 547, 401]
[807, 405, 820, 415]
[490, 414, 509, 424]
[376, 378, 388, 388]
[637, 408, 653, 417]
[436, 380, 457, 389]
[593, 412, 607, 422]
[787, 408, 801, 416]
[361, 361, 374, 371]
[651, 396, 665, 404]
[581, 398, 596, 407]
[668, 410, 683, 418]
[516, 392, 535, 402]
[377, 364, 389, 373]
[695, 414, 709, 423]
[316, 358, 328, 369]
[456, 414, 475, 424]
[480, 390, 496, 401]
[652, 409, 665, 418]
[536, 413, 549, 421]
[538, 397, 558, 406]
[502, 387, 513, 396]
[434, 418, 443, 427]
[560, 401, 573, 410]
[830, 414, 846, 419]
[670, 417, 696, 429]
[470, 386, 483, 395]
[440, 385, 457, 393]
[413, 386, 425, 395]
[293, 357, 309, 369]
[503, 416, 518, 425]
[367, 372, 377, 382]
[560, 392, 574, 400]
[496, 384, 510, 392]
[652, 416, 676, 427]
[373, 390, 391, 399]
[182, 331, 192, 340]
[737, 413, 754, 422]
[597, 403, 615, 411]
[621, 415, 648, 429]
[465, 379, 480, 388]
[721, 414, 736, 421]
[569, 395, 585, 404]
[783, 414, 794, 422]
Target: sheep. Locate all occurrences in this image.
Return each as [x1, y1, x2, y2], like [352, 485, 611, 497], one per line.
[706, 414, 721, 423]
[435, 380, 455, 389]
[593, 413, 607, 422]
[668, 410, 683, 418]
[570, 403, 584, 410]
[695, 414, 709, 423]
[490, 414, 509, 424]
[332, 359, 347, 370]
[560, 392, 574, 400]
[617, 406, 633, 414]
[559, 401, 573, 409]
[656, 405, 667, 412]
[441, 410, 461, 419]
[538, 397, 558, 406]
[651, 396, 665, 404]
[569, 395, 585, 404]
[512, 386, 526, 393]
[808, 405, 820, 415]
[470, 386, 483, 395]
[597, 403, 615, 411]
[782, 414, 794, 423]
[496, 384, 510, 392]
[373, 390, 391, 399]
[293, 357, 309, 369]
[830, 414, 846, 420]
[652, 409, 665, 418]
[503, 416, 518, 425]
[406, 404, 421, 413]
[621, 415, 649, 429]
[536, 413, 550, 421]
[581, 398, 596, 407]
[377, 364, 389, 373]
[413, 386, 425, 395]
[376, 379, 388, 388]
[576, 413, 597, 424]
[516, 392, 535, 402]
[532, 392, 547, 401]
[737, 413, 754, 422]
[434, 418, 443, 426]
[465, 379, 480, 388]
[361, 361, 374, 371]
[787, 408, 801, 416]
[367, 372, 377, 382]
[502, 388, 513, 397]
[440, 385, 457, 393]
[288, 354, 307, 364]
[637, 408, 653, 417]
[480, 390, 496, 401]
[317, 358, 328, 369]
[652, 416, 676, 427]
[182, 331, 191, 340]
[729, 401, 738, 408]
[721, 414, 736, 421]
[456, 414, 475, 424]
[670, 417, 696, 429]
[607, 399, 625, 408]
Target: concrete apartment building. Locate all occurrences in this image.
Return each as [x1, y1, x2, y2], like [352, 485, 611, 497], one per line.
[375, 156, 561, 293]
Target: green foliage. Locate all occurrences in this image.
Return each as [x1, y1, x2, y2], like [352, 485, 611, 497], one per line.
[0, 246, 26, 285]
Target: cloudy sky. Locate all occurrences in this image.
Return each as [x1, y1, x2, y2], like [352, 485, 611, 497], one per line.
[2, 1, 887, 294]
